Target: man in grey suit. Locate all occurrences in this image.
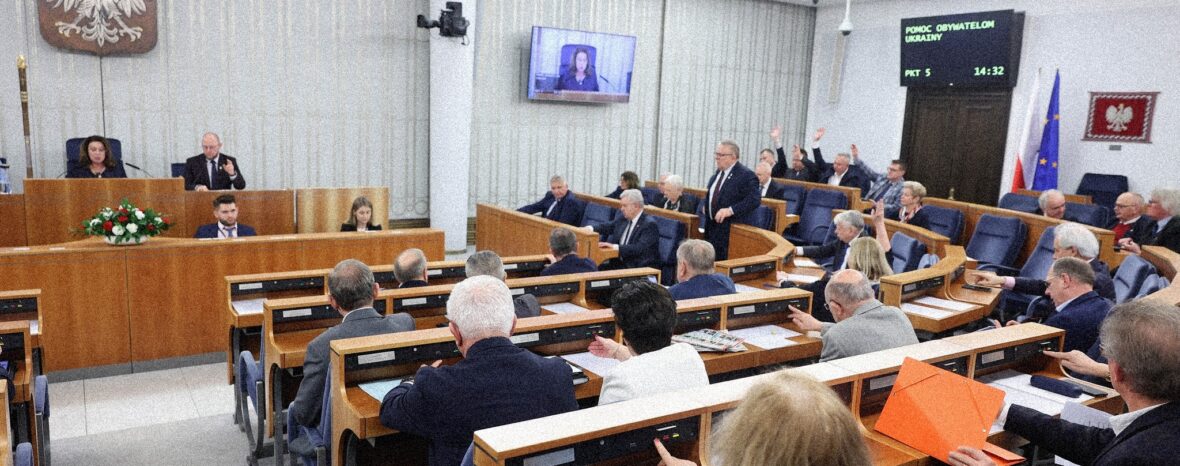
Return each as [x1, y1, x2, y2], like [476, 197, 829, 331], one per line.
[789, 269, 917, 361]
[289, 259, 414, 444]
[465, 251, 542, 318]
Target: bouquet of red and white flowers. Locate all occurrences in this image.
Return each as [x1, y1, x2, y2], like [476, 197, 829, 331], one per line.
[82, 198, 171, 245]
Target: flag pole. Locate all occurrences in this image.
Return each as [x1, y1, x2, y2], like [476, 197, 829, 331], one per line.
[17, 55, 33, 179]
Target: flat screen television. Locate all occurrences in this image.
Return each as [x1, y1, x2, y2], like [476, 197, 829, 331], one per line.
[527, 26, 636, 103]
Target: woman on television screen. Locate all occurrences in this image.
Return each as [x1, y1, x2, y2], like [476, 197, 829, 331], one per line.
[556, 47, 599, 92]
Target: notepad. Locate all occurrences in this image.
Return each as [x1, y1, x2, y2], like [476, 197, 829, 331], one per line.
[733, 284, 764, 293]
[359, 377, 408, 401]
[726, 325, 801, 349]
[780, 273, 821, 284]
[232, 298, 267, 315]
[793, 257, 822, 268]
[542, 302, 589, 314]
[28, 320, 38, 336]
[560, 351, 620, 376]
[979, 370, 1092, 433]
[913, 296, 975, 312]
[901, 303, 954, 319]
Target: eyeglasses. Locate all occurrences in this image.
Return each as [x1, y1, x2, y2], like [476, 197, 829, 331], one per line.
[202, 145, 219, 150]
[714, 152, 735, 158]
[1114, 204, 1135, 209]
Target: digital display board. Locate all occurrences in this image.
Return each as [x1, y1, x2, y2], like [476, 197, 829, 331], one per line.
[900, 10, 1023, 87]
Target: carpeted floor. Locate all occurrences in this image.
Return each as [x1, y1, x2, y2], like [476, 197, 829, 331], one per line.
[52, 413, 276, 466]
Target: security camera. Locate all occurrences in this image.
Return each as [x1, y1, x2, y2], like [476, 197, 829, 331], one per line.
[838, 18, 853, 36]
[416, 1, 468, 38]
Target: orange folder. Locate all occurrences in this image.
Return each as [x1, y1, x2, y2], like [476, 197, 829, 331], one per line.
[875, 358, 1024, 465]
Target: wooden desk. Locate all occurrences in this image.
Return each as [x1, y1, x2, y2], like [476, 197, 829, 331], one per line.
[0, 290, 43, 374]
[24, 178, 188, 245]
[182, 189, 295, 237]
[1141, 246, 1180, 306]
[294, 187, 389, 234]
[837, 210, 951, 257]
[880, 246, 998, 338]
[0, 194, 26, 248]
[476, 203, 613, 265]
[923, 197, 1121, 269]
[0, 229, 443, 372]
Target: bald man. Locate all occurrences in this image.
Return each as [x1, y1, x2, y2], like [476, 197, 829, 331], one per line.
[183, 132, 246, 191]
[789, 269, 917, 361]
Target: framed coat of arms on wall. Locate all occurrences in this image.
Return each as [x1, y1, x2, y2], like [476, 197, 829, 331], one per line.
[1083, 91, 1159, 143]
[38, 0, 158, 56]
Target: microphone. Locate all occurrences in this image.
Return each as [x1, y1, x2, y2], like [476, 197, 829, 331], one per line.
[123, 161, 158, 178]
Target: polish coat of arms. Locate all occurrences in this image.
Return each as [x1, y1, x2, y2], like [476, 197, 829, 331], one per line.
[38, 0, 158, 56]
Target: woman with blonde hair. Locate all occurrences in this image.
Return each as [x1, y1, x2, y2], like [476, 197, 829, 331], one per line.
[655, 370, 871, 466]
[340, 196, 382, 232]
[846, 236, 893, 282]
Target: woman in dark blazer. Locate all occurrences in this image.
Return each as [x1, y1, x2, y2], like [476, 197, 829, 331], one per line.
[66, 135, 127, 179]
[889, 181, 931, 230]
[555, 47, 599, 92]
[606, 171, 641, 199]
[340, 196, 383, 232]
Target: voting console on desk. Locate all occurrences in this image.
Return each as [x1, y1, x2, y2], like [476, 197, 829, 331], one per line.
[879, 245, 995, 337]
[385, 275, 585, 330]
[942, 323, 1064, 379]
[721, 288, 810, 329]
[575, 268, 661, 309]
[329, 310, 619, 466]
[715, 255, 779, 287]
[0, 290, 41, 351]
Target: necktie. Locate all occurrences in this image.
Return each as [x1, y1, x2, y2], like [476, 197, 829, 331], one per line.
[208, 159, 216, 186]
[868, 182, 886, 201]
[545, 198, 560, 218]
[621, 220, 634, 245]
[710, 170, 726, 216]
[222, 226, 236, 238]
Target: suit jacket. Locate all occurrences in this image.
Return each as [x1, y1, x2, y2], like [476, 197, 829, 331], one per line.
[598, 343, 709, 405]
[703, 162, 761, 223]
[1013, 260, 1115, 302]
[513, 294, 541, 318]
[1129, 217, 1180, 254]
[775, 146, 818, 182]
[1004, 402, 1180, 466]
[541, 254, 598, 276]
[193, 223, 257, 239]
[66, 162, 127, 179]
[813, 146, 867, 190]
[594, 213, 661, 268]
[890, 205, 932, 230]
[290, 308, 413, 428]
[182, 153, 246, 191]
[518, 191, 587, 227]
[801, 238, 852, 272]
[380, 337, 578, 466]
[1043, 291, 1111, 352]
[819, 300, 918, 361]
[761, 180, 787, 200]
[339, 223, 382, 232]
[399, 279, 429, 288]
[653, 193, 699, 214]
[668, 273, 737, 300]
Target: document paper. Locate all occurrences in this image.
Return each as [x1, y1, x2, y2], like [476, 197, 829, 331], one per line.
[780, 273, 821, 284]
[360, 377, 408, 402]
[560, 351, 620, 376]
[232, 298, 267, 315]
[726, 325, 801, 349]
[901, 303, 954, 319]
[793, 257, 822, 268]
[913, 296, 976, 312]
[733, 284, 764, 293]
[978, 370, 1092, 434]
[542, 302, 590, 315]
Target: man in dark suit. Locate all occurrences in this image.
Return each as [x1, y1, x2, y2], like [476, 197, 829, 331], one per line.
[652, 174, 699, 214]
[1111, 192, 1151, 242]
[182, 132, 246, 191]
[590, 190, 660, 269]
[541, 228, 598, 276]
[954, 299, 1180, 466]
[810, 128, 867, 190]
[999, 257, 1110, 354]
[796, 210, 864, 272]
[768, 125, 818, 181]
[393, 248, 430, 288]
[1119, 188, 1180, 255]
[517, 175, 587, 227]
[380, 276, 578, 466]
[703, 140, 761, 260]
[465, 250, 541, 318]
[193, 194, 257, 238]
[667, 240, 736, 300]
[289, 260, 413, 448]
[755, 162, 786, 199]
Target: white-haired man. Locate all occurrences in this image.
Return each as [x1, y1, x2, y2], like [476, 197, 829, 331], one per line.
[379, 276, 577, 466]
[1119, 188, 1180, 255]
[589, 189, 660, 269]
[653, 175, 698, 214]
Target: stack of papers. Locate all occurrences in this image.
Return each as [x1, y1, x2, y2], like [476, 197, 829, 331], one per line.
[359, 377, 408, 401]
[541, 302, 589, 314]
[913, 296, 976, 312]
[779, 273, 821, 284]
[560, 351, 620, 376]
[733, 284, 764, 293]
[672, 329, 747, 353]
[793, 257, 822, 268]
[232, 298, 267, 315]
[901, 303, 955, 319]
[978, 370, 1092, 434]
[725, 325, 801, 349]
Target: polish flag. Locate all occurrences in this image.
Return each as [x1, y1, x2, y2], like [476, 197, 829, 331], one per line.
[1011, 68, 1043, 192]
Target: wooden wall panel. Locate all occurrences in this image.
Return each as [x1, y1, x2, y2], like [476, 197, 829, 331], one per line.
[295, 187, 389, 234]
[0, 195, 26, 247]
[23, 178, 187, 245]
[182, 189, 295, 237]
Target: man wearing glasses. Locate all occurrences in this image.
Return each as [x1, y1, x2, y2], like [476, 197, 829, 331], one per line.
[1111, 192, 1151, 242]
[851, 144, 907, 217]
[788, 269, 916, 362]
[1119, 188, 1180, 255]
[702, 140, 760, 260]
[182, 132, 246, 191]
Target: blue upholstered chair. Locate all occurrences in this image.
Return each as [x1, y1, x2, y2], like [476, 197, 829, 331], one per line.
[1113, 255, 1157, 303]
[918, 253, 940, 269]
[996, 227, 1057, 319]
[998, 193, 1040, 214]
[13, 443, 32, 466]
[640, 187, 661, 205]
[652, 216, 687, 286]
[921, 205, 964, 244]
[890, 232, 927, 273]
[237, 347, 270, 465]
[1135, 274, 1168, 299]
[1065, 202, 1112, 228]
[966, 215, 1026, 270]
[785, 189, 847, 246]
[1076, 173, 1128, 212]
[33, 375, 49, 466]
[746, 205, 776, 232]
[780, 185, 807, 216]
[580, 203, 617, 240]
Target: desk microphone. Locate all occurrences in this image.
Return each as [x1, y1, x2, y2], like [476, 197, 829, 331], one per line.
[124, 162, 159, 178]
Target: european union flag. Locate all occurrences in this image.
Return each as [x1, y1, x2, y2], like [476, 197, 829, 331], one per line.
[1032, 71, 1060, 190]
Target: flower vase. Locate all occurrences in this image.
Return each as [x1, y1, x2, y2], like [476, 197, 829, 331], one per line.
[105, 235, 148, 246]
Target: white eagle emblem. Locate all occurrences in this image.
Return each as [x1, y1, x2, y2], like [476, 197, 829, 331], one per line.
[1105, 103, 1133, 132]
[47, 0, 147, 46]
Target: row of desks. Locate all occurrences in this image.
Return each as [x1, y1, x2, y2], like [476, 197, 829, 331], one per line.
[0, 229, 444, 372]
[0, 179, 391, 246]
[472, 323, 1119, 466]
